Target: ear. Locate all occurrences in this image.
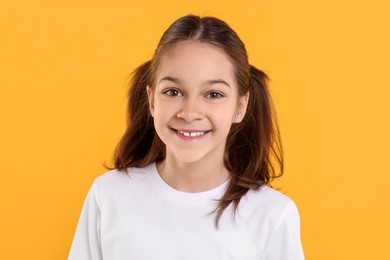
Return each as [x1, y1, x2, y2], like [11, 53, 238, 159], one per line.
[146, 86, 154, 117]
[234, 91, 249, 123]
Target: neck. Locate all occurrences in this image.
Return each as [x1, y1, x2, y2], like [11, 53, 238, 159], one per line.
[156, 155, 230, 193]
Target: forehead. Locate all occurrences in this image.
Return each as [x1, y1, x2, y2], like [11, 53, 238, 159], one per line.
[156, 41, 235, 85]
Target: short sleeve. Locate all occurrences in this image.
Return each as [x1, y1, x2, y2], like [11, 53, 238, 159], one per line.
[264, 200, 305, 260]
[68, 182, 103, 260]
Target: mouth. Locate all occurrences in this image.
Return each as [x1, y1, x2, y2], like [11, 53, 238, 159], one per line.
[171, 128, 210, 139]
[178, 130, 206, 137]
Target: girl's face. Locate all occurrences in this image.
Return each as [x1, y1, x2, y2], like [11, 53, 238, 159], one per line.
[147, 40, 248, 165]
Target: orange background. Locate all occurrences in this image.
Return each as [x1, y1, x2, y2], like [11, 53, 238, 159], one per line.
[1, 0, 389, 259]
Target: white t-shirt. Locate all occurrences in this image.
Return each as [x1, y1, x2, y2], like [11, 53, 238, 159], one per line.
[68, 163, 304, 260]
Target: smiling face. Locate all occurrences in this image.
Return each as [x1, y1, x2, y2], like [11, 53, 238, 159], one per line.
[147, 40, 249, 165]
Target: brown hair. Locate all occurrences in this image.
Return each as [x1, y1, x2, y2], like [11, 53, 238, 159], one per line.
[108, 14, 283, 227]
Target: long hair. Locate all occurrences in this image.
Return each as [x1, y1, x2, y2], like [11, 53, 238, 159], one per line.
[108, 14, 283, 227]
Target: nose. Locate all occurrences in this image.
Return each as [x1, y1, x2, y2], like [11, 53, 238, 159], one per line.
[176, 97, 203, 123]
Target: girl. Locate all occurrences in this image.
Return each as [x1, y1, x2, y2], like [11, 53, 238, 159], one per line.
[68, 14, 304, 260]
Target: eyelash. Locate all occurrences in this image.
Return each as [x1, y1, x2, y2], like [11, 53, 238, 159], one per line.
[162, 89, 224, 99]
[206, 91, 224, 99]
[163, 89, 182, 97]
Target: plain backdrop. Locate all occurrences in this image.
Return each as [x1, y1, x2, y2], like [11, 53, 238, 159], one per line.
[1, 0, 389, 259]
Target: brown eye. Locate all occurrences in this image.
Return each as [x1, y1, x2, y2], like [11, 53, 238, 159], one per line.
[207, 92, 223, 99]
[163, 89, 182, 97]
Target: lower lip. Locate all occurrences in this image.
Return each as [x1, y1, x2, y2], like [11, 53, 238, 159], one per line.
[173, 129, 209, 141]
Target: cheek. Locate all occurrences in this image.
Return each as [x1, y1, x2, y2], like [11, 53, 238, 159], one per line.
[152, 111, 166, 139]
[152, 100, 173, 125]
[210, 105, 238, 129]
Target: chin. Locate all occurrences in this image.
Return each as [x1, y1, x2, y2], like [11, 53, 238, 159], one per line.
[170, 150, 209, 164]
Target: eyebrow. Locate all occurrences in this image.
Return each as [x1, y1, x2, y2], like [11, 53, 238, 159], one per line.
[158, 76, 182, 85]
[158, 76, 231, 88]
[206, 79, 231, 88]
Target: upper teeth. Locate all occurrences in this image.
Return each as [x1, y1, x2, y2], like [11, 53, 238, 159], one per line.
[179, 131, 205, 137]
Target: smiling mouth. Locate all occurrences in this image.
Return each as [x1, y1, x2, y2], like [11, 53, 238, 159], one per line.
[178, 131, 206, 137]
[171, 128, 210, 138]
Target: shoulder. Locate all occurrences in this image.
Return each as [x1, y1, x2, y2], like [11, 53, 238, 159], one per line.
[90, 164, 154, 202]
[93, 164, 152, 186]
[245, 185, 295, 209]
[238, 185, 300, 225]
